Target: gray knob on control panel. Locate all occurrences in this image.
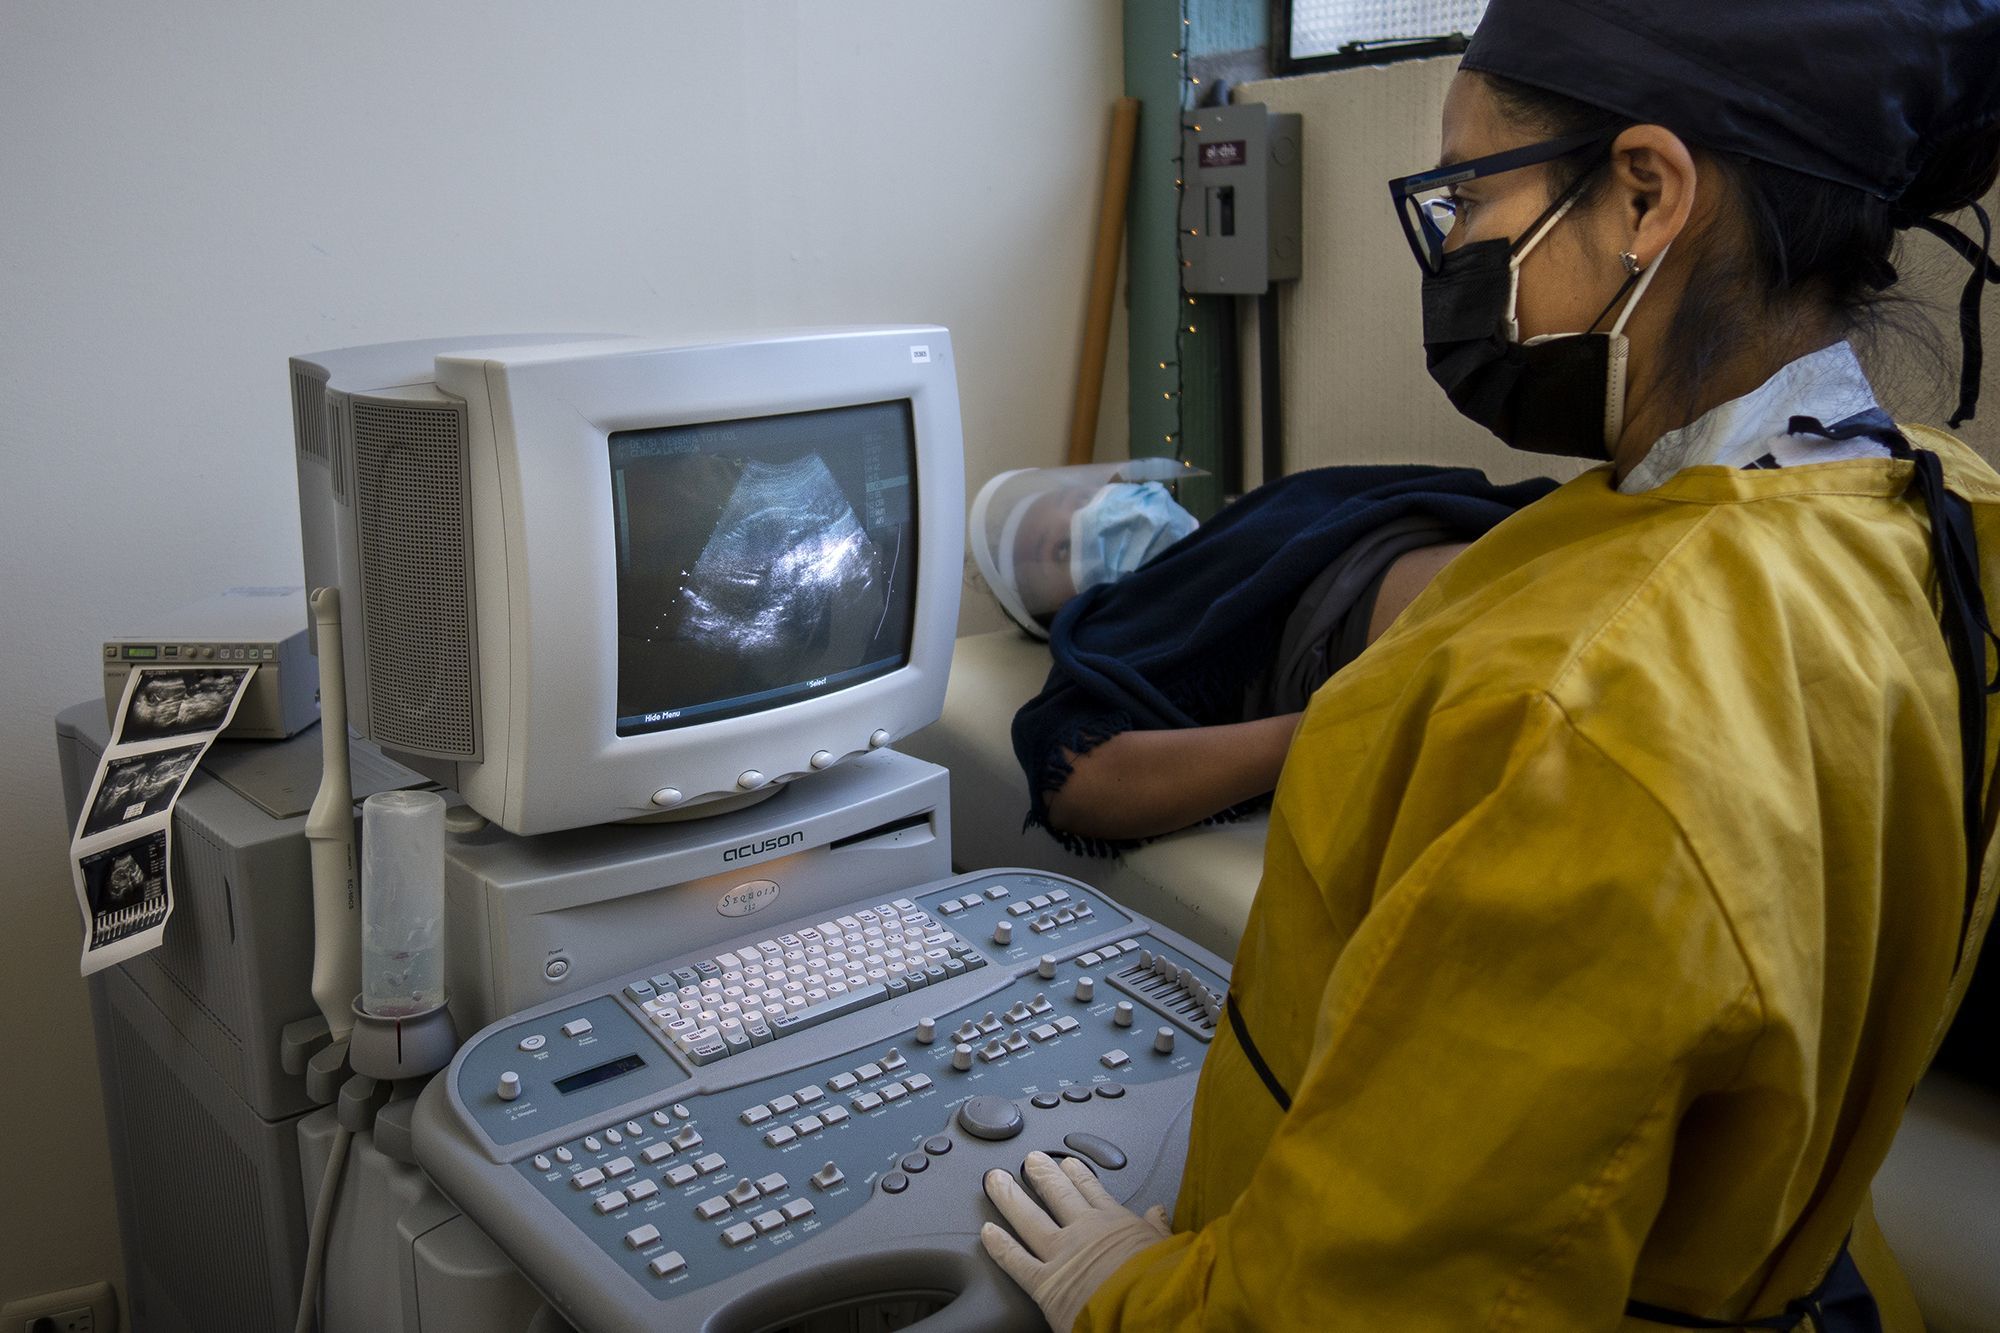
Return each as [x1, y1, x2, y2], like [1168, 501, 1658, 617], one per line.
[915, 1017, 937, 1044]
[952, 1043, 973, 1072]
[1073, 976, 1095, 1003]
[497, 1071, 521, 1101]
[1114, 1001, 1135, 1028]
[1038, 954, 1058, 980]
[993, 920, 1013, 946]
[1154, 1026, 1176, 1055]
[956, 1095, 1025, 1142]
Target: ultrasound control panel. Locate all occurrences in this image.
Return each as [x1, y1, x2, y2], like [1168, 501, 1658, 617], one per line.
[412, 869, 1230, 1333]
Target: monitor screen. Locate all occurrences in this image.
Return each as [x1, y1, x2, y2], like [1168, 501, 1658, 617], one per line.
[609, 400, 918, 736]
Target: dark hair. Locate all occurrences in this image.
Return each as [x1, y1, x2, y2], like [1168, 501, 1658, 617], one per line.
[1481, 73, 2000, 418]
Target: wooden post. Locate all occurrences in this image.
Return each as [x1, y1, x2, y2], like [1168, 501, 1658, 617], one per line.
[1067, 96, 1142, 466]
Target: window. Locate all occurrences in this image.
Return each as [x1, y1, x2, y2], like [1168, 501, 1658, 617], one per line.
[1280, 0, 1485, 72]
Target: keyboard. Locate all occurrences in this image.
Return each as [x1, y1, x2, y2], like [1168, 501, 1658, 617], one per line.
[412, 868, 1230, 1333]
[629, 895, 993, 1064]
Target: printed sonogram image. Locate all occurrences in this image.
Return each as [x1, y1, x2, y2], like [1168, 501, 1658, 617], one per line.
[81, 743, 204, 837]
[79, 830, 169, 949]
[116, 667, 252, 743]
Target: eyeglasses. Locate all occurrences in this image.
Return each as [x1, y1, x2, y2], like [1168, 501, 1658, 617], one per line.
[1388, 130, 1616, 272]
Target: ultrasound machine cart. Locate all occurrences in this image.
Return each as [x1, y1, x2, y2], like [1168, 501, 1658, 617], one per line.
[61, 700, 1229, 1332]
[63, 327, 1231, 1332]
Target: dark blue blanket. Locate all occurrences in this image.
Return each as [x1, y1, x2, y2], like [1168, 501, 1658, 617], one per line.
[1010, 464, 1559, 852]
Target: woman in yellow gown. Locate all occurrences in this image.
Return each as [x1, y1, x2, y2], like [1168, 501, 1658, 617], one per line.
[978, 0, 2000, 1327]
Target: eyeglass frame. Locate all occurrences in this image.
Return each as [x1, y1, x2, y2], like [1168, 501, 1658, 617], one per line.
[1388, 129, 1618, 273]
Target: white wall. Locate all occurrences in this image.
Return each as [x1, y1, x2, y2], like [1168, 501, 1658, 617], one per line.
[0, 0, 1122, 1303]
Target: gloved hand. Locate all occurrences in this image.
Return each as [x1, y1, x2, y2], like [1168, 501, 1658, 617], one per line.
[979, 1151, 1172, 1333]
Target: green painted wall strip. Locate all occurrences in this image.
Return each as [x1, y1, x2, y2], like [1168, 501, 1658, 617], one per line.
[1123, 0, 1230, 516]
[1124, 1, 1268, 517]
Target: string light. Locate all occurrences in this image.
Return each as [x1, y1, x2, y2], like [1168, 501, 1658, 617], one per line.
[1161, 0, 1198, 473]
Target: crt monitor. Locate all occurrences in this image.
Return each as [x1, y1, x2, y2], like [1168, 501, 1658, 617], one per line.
[289, 328, 963, 835]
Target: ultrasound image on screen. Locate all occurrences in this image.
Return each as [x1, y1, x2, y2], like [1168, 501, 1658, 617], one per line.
[610, 401, 917, 734]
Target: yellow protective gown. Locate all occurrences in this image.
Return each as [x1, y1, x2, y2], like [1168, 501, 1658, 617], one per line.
[1080, 427, 2000, 1332]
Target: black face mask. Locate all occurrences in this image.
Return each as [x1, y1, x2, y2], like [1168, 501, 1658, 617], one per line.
[1420, 199, 1657, 461]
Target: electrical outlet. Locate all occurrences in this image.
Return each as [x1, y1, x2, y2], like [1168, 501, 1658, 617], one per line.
[26, 1309, 91, 1333]
[0, 1282, 118, 1333]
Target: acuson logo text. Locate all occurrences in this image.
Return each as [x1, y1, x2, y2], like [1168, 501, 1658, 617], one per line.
[721, 830, 803, 864]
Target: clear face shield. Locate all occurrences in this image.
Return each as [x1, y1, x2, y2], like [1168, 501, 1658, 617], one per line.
[969, 459, 1204, 639]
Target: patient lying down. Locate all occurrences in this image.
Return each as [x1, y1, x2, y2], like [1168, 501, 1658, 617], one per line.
[978, 463, 1556, 851]
[1045, 541, 1468, 841]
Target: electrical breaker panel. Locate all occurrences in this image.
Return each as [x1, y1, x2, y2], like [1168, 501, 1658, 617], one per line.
[1179, 103, 1303, 295]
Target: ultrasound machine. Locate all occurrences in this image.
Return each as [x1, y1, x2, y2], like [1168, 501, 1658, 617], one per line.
[59, 327, 1230, 1333]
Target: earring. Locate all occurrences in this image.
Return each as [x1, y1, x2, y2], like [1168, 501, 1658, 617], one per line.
[1620, 251, 1642, 275]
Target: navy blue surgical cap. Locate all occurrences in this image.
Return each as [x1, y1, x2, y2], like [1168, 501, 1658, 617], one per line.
[1461, 0, 2000, 200]
[1463, 0, 2000, 424]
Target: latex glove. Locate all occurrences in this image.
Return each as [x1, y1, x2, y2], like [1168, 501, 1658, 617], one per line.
[980, 1151, 1172, 1333]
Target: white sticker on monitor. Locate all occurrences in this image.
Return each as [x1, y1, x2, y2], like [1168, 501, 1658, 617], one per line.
[910, 345, 931, 364]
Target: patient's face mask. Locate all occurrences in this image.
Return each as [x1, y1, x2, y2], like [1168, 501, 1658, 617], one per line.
[1069, 482, 1198, 592]
[1417, 169, 1669, 460]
